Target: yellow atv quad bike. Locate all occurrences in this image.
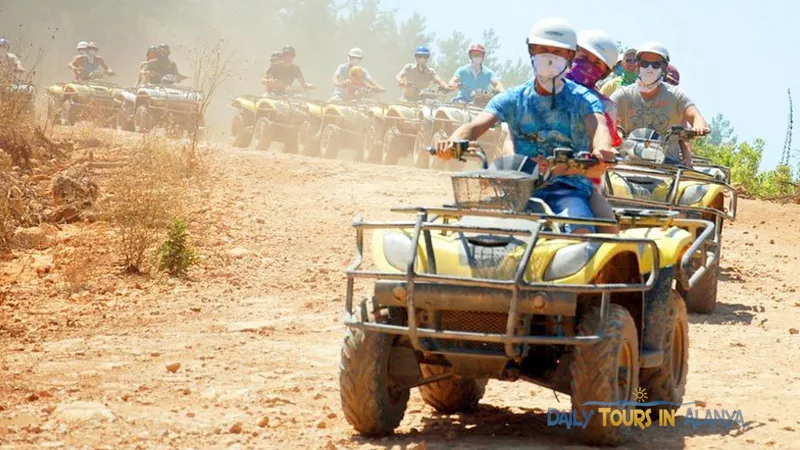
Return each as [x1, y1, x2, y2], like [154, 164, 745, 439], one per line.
[229, 86, 312, 152]
[604, 126, 737, 314]
[115, 74, 205, 138]
[0, 79, 36, 123]
[298, 88, 386, 160]
[46, 70, 122, 127]
[417, 87, 506, 170]
[340, 142, 715, 446]
[361, 86, 449, 165]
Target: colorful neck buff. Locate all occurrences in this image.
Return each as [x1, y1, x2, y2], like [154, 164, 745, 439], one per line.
[621, 70, 638, 86]
[566, 59, 605, 90]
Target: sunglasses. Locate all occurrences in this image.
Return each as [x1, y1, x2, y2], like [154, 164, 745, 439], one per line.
[638, 60, 664, 69]
[624, 58, 637, 64]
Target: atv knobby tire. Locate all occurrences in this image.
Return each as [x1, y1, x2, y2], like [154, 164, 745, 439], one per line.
[61, 99, 77, 126]
[411, 132, 430, 168]
[362, 126, 382, 164]
[679, 261, 719, 314]
[418, 364, 486, 414]
[640, 291, 689, 411]
[254, 118, 272, 151]
[381, 127, 404, 166]
[321, 124, 343, 160]
[340, 300, 410, 437]
[570, 304, 640, 446]
[116, 107, 134, 132]
[46, 97, 61, 124]
[231, 110, 253, 148]
[134, 104, 153, 133]
[299, 121, 320, 157]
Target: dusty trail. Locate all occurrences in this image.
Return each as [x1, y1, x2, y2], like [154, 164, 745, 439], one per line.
[1, 145, 799, 450]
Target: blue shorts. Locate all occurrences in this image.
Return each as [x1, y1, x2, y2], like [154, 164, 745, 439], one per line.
[533, 182, 596, 233]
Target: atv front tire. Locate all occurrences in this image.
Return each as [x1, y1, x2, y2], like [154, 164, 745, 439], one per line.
[231, 110, 253, 148]
[418, 364, 486, 414]
[254, 118, 272, 151]
[381, 127, 405, 166]
[679, 261, 719, 314]
[116, 107, 134, 132]
[570, 304, 640, 446]
[61, 99, 77, 126]
[362, 126, 382, 164]
[299, 121, 320, 157]
[320, 124, 343, 159]
[134, 104, 154, 133]
[412, 132, 430, 168]
[640, 291, 689, 411]
[340, 300, 410, 437]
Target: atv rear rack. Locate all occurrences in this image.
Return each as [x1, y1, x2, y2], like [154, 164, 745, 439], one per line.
[345, 207, 669, 360]
[604, 163, 738, 221]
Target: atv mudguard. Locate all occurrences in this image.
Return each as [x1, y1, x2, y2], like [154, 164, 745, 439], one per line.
[231, 96, 258, 114]
[607, 172, 727, 209]
[371, 220, 693, 284]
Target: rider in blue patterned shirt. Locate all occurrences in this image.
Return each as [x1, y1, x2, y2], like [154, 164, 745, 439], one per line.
[434, 18, 617, 234]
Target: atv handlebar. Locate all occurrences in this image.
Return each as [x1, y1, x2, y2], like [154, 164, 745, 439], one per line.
[426, 141, 488, 169]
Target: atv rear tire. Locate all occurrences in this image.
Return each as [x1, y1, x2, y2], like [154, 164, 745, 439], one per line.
[362, 126, 382, 164]
[570, 304, 640, 446]
[640, 291, 688, 411]
[340, 300, 410, 437]
[321, 124, 343, 159]
[134, 104, 153, 133]
[428, 129, 450, 171]
[418, 364, 486, 414]
[254, 118, 272, 151]
[678, 261, 719, 314]
[299, 121, 320, 157]
[412, 132, 430, 168]
[381, 127, 404, 166]
[231, 110, 253, 148]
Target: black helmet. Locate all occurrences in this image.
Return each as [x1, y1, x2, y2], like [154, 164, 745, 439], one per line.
[282, 45, 295, 57]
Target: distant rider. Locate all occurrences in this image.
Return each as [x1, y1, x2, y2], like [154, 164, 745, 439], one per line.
[610, 42, 709, 167]
[395, 46, 449, 101]
[137, 46, 158, 86]
[449, 44, 504, 103]
[262, 45, 313, 95]
[0, 38, 25, 81]
[599, 48, 638, 97]
[68, 41, 113, 81]
[331, 48, 384, 101]
[141, 44, 182, 84]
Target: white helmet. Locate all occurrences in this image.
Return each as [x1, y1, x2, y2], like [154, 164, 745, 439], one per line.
[637, 41, 669, 62]
[348, 47, 364, 59]
[77, 41, 88, 50]
[526, 18, 577, 51]
[577, 30, 618, 71]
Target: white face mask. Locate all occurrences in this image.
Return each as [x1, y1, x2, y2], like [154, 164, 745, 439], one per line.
[531, 53, 569, 94]
[470, 56, 483, 67]
[637, 67, 662, 93]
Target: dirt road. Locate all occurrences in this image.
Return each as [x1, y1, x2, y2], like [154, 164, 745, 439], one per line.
[2, 144, 799, 450]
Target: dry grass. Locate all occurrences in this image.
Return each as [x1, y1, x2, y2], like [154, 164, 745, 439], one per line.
[102, 133, 212, 273]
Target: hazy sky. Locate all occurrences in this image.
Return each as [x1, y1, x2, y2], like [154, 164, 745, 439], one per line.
[385, 0, 795, 169]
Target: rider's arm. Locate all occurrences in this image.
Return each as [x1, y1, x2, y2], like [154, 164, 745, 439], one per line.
[333, 65, 346, 87]
[584, 112, 616, 178]
[68, 55, 82, 71]
[97, 57, 110, 72]
[396, 64, 410, 85]
[448, 112, 499, 143]
[684, 105, 709, 134]
[490, 70, 505, 93]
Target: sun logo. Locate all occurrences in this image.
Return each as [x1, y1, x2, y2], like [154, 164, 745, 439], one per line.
[634, 387, 648, 403]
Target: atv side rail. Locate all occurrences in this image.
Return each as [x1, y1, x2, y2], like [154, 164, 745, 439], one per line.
[344, 206, 713, 360]
[605, 163, 738, 221]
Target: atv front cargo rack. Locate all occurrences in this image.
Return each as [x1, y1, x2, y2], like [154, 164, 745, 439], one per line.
[605, 163, 738, 222]
[344, 206, 713, 359]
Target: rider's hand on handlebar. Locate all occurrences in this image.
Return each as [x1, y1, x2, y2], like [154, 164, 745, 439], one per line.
[591, 147, 618, 164]
[434, 139, 455, 160]
[692, 125, 710, 136]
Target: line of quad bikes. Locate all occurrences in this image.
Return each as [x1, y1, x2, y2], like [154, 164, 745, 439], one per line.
[11, 74, 741, 446]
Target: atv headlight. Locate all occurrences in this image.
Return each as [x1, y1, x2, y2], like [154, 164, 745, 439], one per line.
[543, 242, 601, 281]
[678, 185, 709, 206]
[382, 231, 414, 272]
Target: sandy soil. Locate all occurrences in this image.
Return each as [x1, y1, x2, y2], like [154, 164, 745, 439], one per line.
[1, 142, 799, 450]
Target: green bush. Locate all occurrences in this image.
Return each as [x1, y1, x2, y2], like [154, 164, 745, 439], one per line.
[156, 217, 199, 276]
